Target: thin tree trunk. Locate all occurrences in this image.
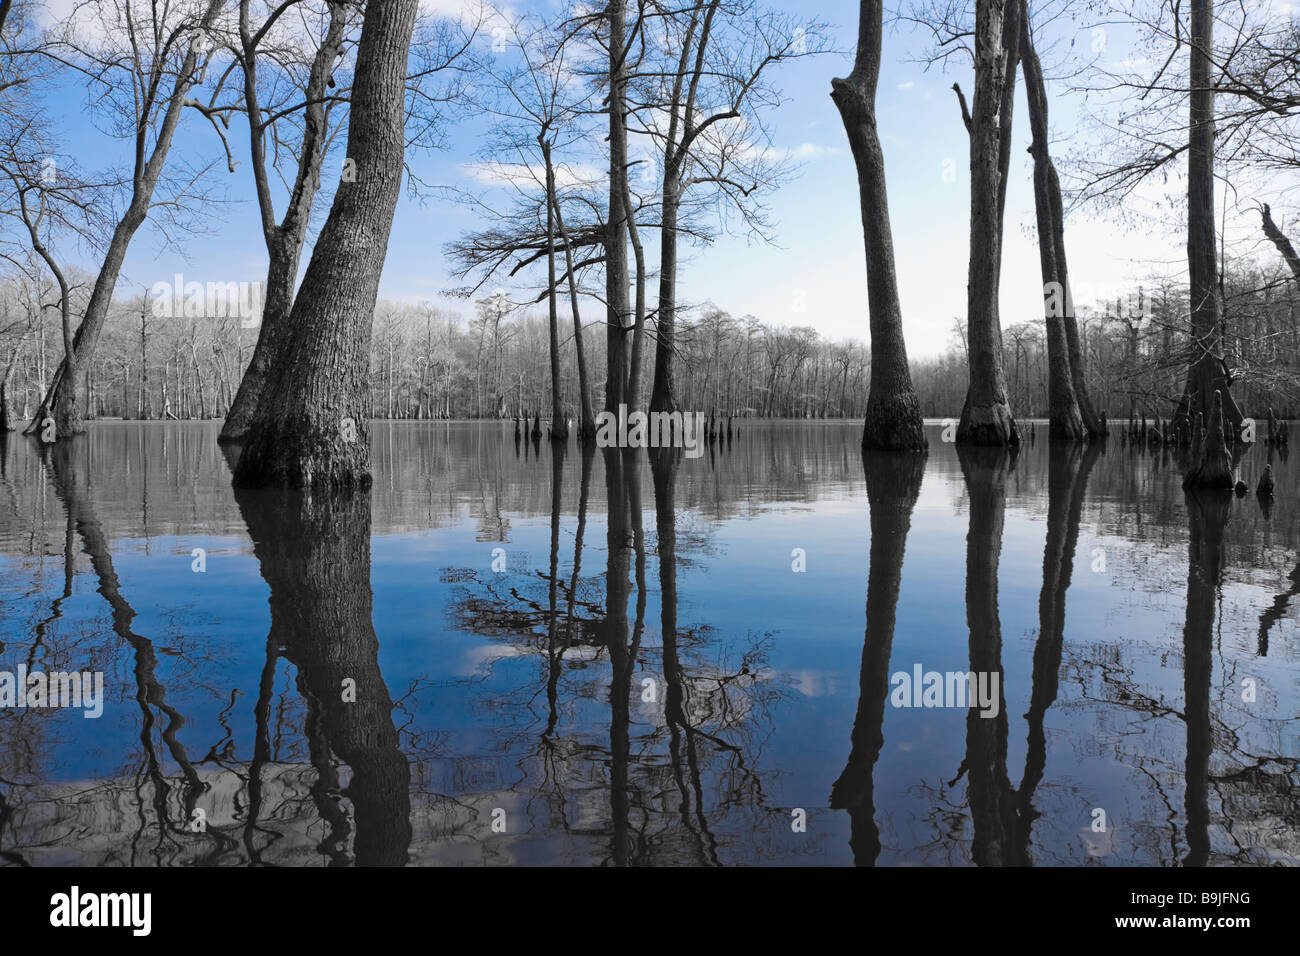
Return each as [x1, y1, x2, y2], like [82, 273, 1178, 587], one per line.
[605, 0, 630, 413]
[541, 139, 566, 440]
[831, 0, 925, 450]
[29, 0, 225, 439]
[1020, 5, 1083, 441]
[650, 185, 680, 414]
[956, 0, 1019, 446]
[624, 169, 647, 410]
[553, 190, 595, 440]
[1177, 0, 1243, 452]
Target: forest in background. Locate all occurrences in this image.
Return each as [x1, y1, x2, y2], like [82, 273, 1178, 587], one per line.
[1, 0, 1299, 487]
[5, 258, 1298, 423]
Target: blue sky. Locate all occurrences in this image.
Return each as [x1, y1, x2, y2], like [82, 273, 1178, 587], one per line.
[30, 0, 1209, 358]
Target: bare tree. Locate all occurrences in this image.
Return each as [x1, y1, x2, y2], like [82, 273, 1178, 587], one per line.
[233, 0, 420, 488]
[640, 0, 824, 415]
[1020, 1, 1084, 441]
[956, 0, 1019, 445]
[26, 0, 228, 439]
[1178, 0, 1242, 460]
[218, 0, 356, 442]
[831, 0, 925, 450]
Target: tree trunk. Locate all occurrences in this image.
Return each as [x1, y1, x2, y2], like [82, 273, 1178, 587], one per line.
[650, 185, 681, 414]
[233, 485, 412, 865]
[541, 140, 566, 440]
[604, 0, 631, 413]
[28, 0, 225, 439]
[1176, 0, 1243, 452]
[220, 3, 347, 443]
[1186, 389, 1234, 488]
[957, 0, 1019, 446]
[624, 168, 648, 410]
[1020, 5, 1084, 441]
[829, 448, 926, 863]
[831, 0, 926, 451]
[553, 190, 596, 441]
[233, 0, 418, 489]
[1260, 203, 1300, 284]
[220, 241, 297, 440]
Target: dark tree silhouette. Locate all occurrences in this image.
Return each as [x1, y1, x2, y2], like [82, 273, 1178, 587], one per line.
[233, 485, 412, 866]
[829, 448, 926, 864]
[956, 445, 1020, 864]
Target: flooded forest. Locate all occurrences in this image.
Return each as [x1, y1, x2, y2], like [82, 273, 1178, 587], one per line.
[1, 0, 1298, 873]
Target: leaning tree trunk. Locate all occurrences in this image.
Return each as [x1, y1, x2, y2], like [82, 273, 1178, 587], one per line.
[1176, 0, 1243, 452]
[220, 2, 347, 444]
[1260, 203, 1300, 284]
[220, 240, 297, 442]
[233, 0, 418, 489]
[28, 0, 225, 440]
[1020, 5, 1083, 441]
[958, 0, 1019, 446]
[831, 0, 926, 451]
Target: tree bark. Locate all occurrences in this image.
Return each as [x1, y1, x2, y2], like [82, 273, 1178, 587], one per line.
[234, 0, 418, 489]
[1020, 5, 1084, 441]
[220, 0, 348, 443]
[553, 190, 596, 440]
[605, 0, 631, 413]
[1260, 203, 1300, 284]
[831, 0, 926, 450]
[541, 139, 567, 440]
[1176, 0, 1243, 452]
[957, 0, 1019, 446]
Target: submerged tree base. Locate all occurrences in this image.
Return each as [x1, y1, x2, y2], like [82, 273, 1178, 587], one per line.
[862, 393, 927, 451]
[1184, 390, 1235, 489]
[233, 415, 372, 491]
[958, 399, 1020, 447]
[1048, 404, 1086, 442]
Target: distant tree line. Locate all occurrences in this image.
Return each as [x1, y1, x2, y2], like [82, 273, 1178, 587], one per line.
[7, 255, 1296, 427]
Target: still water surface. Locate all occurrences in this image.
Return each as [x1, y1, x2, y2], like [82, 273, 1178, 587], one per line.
[0, 421, 1296, 866]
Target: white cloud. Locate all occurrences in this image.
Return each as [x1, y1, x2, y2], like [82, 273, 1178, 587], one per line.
[463, 160, 600, 190]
